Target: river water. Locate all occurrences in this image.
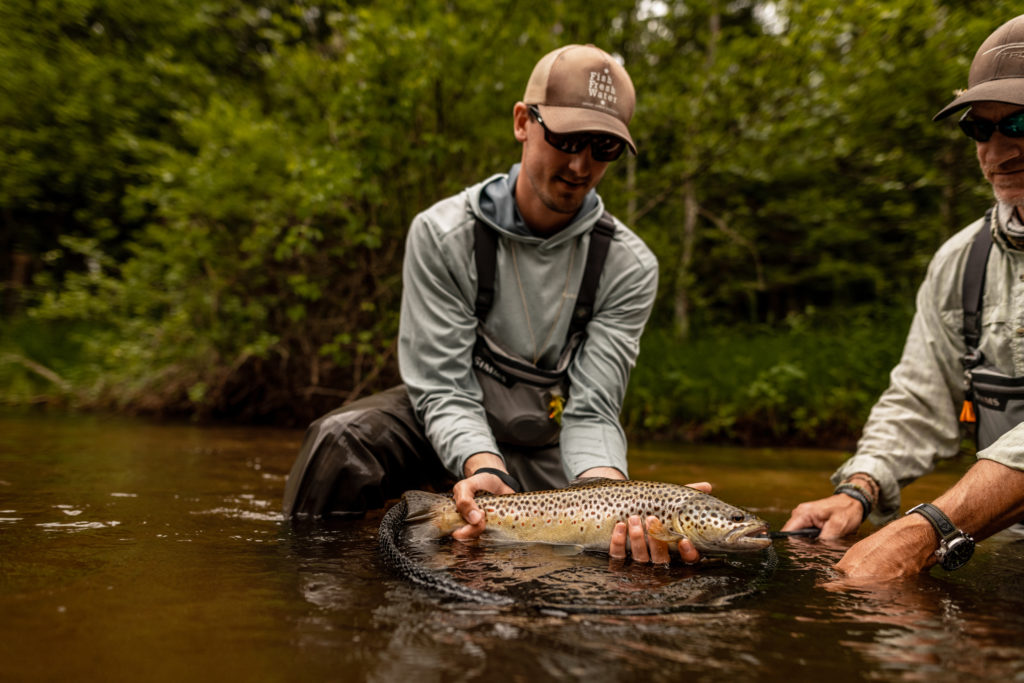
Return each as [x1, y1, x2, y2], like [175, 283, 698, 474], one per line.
[1, 410, 1022, 682]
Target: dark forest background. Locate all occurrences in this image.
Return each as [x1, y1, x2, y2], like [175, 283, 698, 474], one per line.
[1, 0, 1015, 446]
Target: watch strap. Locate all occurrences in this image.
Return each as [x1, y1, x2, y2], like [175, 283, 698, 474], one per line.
[907, 503, 975, 571]
[907, 502, 957, 541]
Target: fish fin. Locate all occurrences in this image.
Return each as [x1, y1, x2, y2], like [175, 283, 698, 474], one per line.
[547, 543, 586, 556]
[401, 490, 451, 542]
[645, 517, 683, 544]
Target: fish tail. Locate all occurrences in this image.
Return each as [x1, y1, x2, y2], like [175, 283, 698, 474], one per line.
[401, 489, 456, 541]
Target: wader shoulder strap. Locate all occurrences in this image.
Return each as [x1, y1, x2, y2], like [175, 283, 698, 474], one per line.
[962, 209, 994, 353]
[569, 211, 616, 335]
[473, 211, 618, 332]
[474, 219, 499, 320]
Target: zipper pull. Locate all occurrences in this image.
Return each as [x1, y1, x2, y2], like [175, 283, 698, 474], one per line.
[960, 399, 976, 423]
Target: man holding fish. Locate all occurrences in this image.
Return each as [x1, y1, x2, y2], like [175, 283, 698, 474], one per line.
[284, 44, 700, 563]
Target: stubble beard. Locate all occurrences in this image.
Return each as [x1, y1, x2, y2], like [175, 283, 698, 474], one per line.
[992, 186, 1024, 207]
[528, 169, 586, 216]
[986, 161, 1024, 207]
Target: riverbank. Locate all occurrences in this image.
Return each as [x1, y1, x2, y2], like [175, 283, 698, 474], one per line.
[624, 306, 914, 448]
[1, 305, 915, 449]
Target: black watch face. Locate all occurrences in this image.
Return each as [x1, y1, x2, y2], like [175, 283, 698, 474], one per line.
[940, 536, 975, 571]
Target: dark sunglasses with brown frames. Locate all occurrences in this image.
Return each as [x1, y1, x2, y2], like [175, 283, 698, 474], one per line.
[527, 105, 628, 162]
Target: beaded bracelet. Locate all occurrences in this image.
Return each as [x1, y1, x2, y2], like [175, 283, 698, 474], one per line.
[846, 473, 880, 501]
[834, 483, 872, 522]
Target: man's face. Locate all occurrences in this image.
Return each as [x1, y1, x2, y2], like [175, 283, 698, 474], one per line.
[513, 103, 612, 231]
[972, 101, 1024, 206]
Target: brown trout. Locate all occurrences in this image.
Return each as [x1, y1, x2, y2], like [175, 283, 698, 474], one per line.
[402, 479, 771, 554]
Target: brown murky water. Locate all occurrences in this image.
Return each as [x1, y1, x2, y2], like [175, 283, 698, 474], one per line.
[2, 410, 1023, 682]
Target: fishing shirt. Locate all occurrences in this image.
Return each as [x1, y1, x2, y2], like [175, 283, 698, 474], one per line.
[834, 202, 1024, 522]
[397, 164, 658, 481]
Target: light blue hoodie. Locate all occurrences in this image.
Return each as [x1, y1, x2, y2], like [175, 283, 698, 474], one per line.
[398, 164, 658, 481]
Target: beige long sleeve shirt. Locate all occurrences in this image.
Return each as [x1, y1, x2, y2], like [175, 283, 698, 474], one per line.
[834, 202, 1024, 522]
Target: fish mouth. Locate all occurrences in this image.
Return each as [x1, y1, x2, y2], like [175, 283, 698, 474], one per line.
[724, 523, 772, 550]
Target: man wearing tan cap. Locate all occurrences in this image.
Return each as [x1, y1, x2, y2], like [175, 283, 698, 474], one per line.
[781, 16, 1024, 578]
[283, 45, 694, 562]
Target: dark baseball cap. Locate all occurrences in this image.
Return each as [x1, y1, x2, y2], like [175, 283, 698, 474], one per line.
[523, 44, 637, 154]
[935, 15, 1024, 120]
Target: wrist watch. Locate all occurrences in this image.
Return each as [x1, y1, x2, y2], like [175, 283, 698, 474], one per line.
[906, 503, 975, 571]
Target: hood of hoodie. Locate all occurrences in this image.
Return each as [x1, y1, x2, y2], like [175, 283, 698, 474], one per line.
[472, 163, 604, 248]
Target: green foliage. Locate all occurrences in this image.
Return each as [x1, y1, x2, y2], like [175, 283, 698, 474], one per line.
[3, 0, 1022, 437]
[624, 305, 914, 444]
[0, 315, 83, 405]
[615, 0, 1005, 331]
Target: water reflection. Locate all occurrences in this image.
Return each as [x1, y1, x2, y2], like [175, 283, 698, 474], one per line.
[821, 531, 1024, 681]
[2, 411, 1023, 682]
[392, 531, 779, 615]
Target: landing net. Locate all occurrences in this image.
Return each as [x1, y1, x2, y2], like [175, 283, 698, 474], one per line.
[378, 499, 778, 615]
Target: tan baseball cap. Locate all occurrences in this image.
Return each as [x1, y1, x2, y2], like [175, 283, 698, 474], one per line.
[934, 15, 1024, 120]
[523, 44, 637, 154]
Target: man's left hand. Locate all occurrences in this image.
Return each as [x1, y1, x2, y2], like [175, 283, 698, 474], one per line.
[609, 514, 703, 563]
[834, 512, 937, 580]
[588, 469, 710, 564]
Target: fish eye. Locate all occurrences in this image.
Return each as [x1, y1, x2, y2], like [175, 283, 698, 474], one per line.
[730, 512, 745, 522]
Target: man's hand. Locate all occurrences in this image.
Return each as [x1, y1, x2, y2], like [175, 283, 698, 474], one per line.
[782, 493, 865, 539]
[607, 480, 712, 564]
[834, 513, 937, 580]
[451, 452, 515, 541]
[833, 460, 1024, 581]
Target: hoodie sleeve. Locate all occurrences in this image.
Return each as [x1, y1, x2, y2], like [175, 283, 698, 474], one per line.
[397, 208, 501, 477]
[558, 224, 659, 479]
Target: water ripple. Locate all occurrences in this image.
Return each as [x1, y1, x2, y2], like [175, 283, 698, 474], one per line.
[37, 520, 122, 531]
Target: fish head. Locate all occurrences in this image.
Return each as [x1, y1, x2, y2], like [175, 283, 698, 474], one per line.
[669, 494, 771, 554]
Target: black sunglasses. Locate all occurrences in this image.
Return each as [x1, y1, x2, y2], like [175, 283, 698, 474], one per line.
[527, 105, 628, 162]
[958, 108, 1024, 142]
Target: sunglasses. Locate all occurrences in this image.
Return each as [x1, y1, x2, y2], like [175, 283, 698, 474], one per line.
[958, 108, 1024, 142]
[527, 105, 628, 162]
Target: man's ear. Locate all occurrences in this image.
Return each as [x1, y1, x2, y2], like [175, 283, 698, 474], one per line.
[513, 102, 529, 143]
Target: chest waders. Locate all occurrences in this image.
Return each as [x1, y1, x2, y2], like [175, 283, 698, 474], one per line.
[959, 208, 1024, 450]
[471, 212, 615, 448]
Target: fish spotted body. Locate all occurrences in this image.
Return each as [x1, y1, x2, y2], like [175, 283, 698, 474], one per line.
[402, 478, 770, 554]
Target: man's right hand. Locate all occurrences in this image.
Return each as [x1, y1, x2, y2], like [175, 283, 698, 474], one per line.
[451, 453, 515, 541]
[781, 493, 865, 539]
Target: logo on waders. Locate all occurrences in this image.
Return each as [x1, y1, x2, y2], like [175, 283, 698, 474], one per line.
[473, 353, 510, 385]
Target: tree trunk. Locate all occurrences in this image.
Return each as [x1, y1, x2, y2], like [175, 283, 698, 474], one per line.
[673, 3, 720, 339]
